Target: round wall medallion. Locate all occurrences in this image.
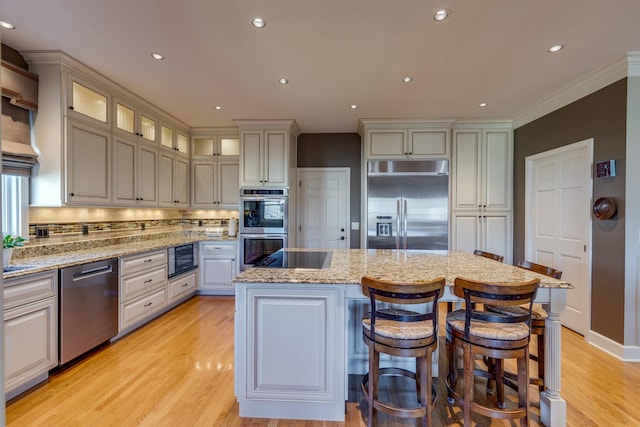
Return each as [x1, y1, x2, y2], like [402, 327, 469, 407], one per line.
[593, 197, 617, 220]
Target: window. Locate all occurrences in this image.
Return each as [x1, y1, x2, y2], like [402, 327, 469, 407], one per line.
[1, 175, 29, 239]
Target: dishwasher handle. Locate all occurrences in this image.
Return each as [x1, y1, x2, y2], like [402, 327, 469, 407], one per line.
[72, 264, 114, 281]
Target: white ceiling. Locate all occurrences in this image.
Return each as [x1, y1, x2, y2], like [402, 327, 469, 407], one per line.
[2, 0, 640, 133]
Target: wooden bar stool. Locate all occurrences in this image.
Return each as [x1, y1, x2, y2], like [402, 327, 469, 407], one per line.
[473, 250, 504, 263]
[445, 277, 539, 426]
[486, 260, 562, 392]
[360, 275, 445, 427]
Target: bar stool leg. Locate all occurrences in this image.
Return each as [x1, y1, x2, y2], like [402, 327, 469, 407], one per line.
[463, 343, 474, 426]
[367, 345, 379, 427]
[537, 332, 545, 392]
[518, 348, 530, 427]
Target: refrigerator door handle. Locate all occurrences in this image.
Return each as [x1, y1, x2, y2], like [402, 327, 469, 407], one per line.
[396, 199, 401, 249]
[403, 200, 408, 250]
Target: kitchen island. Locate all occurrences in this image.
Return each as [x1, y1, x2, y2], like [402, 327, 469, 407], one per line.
[233, 249, 571, 425]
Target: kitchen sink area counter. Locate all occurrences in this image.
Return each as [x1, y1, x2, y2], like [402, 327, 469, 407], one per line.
[4, 228, 237, 280]
[233, 249, 572, 425]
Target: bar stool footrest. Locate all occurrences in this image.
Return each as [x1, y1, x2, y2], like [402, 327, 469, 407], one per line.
[362, 368, 436, 419]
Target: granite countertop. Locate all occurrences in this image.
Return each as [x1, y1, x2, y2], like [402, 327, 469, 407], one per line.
[233, 249, 573, 289]
[3, 228, 237, 280]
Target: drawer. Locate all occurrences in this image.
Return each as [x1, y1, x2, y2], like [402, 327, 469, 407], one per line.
[120, 287, 167, 331]
[168, 271, 197, 301]
[120, 266, 167, 302]
[120, 250, 167, 276]
[3, 272, 57, 310]
[200, 242, 236, 255]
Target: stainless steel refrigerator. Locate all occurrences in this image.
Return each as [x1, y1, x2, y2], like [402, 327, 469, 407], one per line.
[367, 160, 448, 250]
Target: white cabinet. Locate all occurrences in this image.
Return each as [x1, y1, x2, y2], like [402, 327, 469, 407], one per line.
[65, 118, 112, 205]
[450, 125, 513, 262]
[199, 241, 237, 295]
[235, 120, 299, 188]
[114, 96, 158, 145]
[25, 51, 190, 207]
[234, 284, 345, 420]
[191, 160, 239, 208]
[168, 270, 198, 305]
[365, 128, 450, 159]
[66, 74, 110, 127]
[452, 128, 512, 211]
[192, 134, 240, 158]
[452, 212, 512, 264]
[113, 136, 158, 206]
[119, 250, 168, 332]
[159, 152, 189, 208]
[4, 272, 58, 400]
[160, 123, 189, 156]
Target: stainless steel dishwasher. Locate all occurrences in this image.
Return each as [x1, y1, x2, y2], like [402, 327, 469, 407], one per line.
[59, 258, 119, 365]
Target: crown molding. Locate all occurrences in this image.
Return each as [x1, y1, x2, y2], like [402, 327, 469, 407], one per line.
[512, 54, 630, 129]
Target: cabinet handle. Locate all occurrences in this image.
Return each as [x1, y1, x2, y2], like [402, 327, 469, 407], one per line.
[339, 236, 345, 240]
[182, 283, 189, 287]
[144, 302, 152, 307]
[69, 192, 75, 196]
[143, 259, 153, 263]
[69, 106, 74, 110]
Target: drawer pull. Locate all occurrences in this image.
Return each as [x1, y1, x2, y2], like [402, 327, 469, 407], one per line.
[182, 283, 189, 288]
[144, 302, 152, 307]
[144, 279, 153, 284]
[143, 259, 153, 263]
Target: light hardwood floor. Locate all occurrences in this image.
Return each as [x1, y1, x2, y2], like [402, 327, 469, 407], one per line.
[6, 296, 640, 426]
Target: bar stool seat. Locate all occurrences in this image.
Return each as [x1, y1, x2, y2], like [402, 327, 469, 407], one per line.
[360, 276, 445, 427]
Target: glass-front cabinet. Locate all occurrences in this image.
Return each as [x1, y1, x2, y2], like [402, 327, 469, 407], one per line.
[160, 123, 189, 156]
[193, 135, 240, 158]
[114, 97, 158, 144]
[67, 74, 110, 126]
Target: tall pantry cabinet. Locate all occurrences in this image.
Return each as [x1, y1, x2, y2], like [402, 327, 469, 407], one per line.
[451, 124, 513, 263]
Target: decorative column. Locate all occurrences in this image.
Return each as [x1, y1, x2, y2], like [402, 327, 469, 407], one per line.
[540, 288, 567, 426]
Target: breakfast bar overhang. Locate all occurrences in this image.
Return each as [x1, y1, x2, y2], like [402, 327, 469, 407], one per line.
[233, 249, 572, 426]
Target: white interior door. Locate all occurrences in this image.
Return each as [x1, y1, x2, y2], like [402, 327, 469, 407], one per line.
[525, 139, 593, 335]
[297, 168, 350, 249]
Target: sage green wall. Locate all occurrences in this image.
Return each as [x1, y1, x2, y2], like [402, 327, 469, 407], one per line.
[513, 79, 627, 343]
[297, 133, 362, 249]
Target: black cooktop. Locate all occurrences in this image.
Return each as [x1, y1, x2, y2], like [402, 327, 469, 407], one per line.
[254, 250, 332, 269]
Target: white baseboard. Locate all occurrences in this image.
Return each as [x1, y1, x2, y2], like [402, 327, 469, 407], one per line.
[587, 330, 640, 362]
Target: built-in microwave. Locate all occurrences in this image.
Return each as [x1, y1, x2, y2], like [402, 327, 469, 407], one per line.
[168, 243, 199, 278]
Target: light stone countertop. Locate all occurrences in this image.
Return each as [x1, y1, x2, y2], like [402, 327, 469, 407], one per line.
[3, 229, 237, 280]
[233, 249, 573, 289]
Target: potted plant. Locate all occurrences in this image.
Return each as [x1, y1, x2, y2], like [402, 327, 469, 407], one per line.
[3, 234, 25, 267]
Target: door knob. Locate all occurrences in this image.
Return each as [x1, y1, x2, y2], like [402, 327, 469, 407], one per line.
[339, 236, 345, 240]
[340, 228, 345, 232]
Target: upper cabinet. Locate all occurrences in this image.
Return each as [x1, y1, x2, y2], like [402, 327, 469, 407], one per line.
[235, 120, 299, 188]
[114, 97, 158, 145]
[358, 119, 453, 160]
[66, 74, 110, 127]
[25, 51, 190, 207]
[451, 126, 513, 212]
[160, 123, 189, 157]
[192, 131, 240, 159]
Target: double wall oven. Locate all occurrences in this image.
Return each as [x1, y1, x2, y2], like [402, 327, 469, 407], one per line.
[239, 189, 288, 270]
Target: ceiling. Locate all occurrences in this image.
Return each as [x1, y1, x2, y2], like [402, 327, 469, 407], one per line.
[2, 0, 640, 133]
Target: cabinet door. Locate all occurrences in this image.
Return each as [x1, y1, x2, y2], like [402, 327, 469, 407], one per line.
[113, 137, 137, 206]
[4, 297, 58, 394]
[452, 130, 481, 210]
[174, 156, 189, 206]
[240, 131, 263, 186]
[264, 131, 287, 186]
[66, 119, 111, 205]
[191, 162, 216, 206]
[367, 130, 406, 158]
[409, 129, 449, 157]
[176, 132, 189, 156]
[201, 258, 235, 290]
[218, 161, 240, 207]
[483, 130, 512, 211]
[452, 213, 481, 255]
[481, 214, 511, 264]
[137, 145, 158, 206]
[66, 74, 109, 126]
[158, 152, 175, 206]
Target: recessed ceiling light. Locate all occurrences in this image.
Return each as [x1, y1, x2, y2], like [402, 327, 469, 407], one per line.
[433, 9, 451, 21]
[151, 52, 164, 60]
[252, 18, 266, 28]
[214, 106, 222, 110]
[0, 21, 15, 30]
[349, 104, 358, 109]
[479, 102, 488, 107]
[548, 44, 564, 53]
[278, 78, 288, 85]
[402, 76, 413, 83]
